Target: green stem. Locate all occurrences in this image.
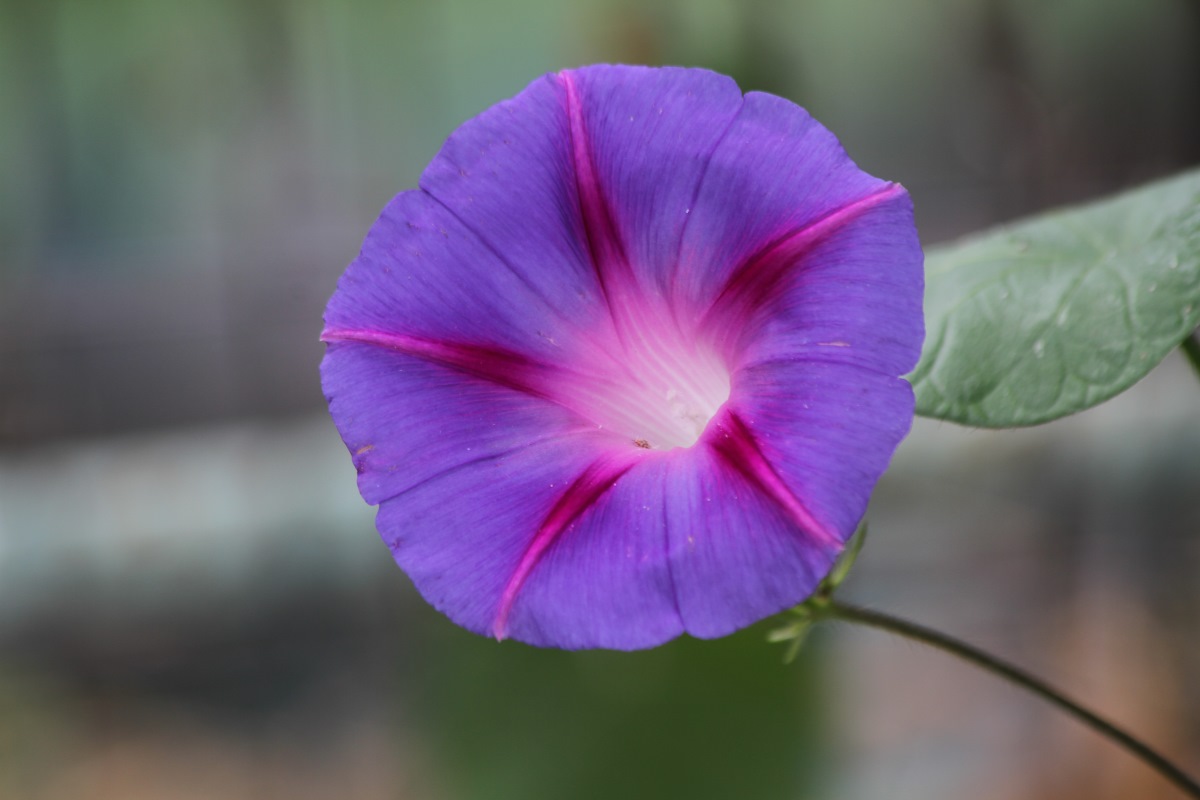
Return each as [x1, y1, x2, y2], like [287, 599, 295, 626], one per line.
[817, 600, 1200, 798]
[1182, 331, 1200, 381]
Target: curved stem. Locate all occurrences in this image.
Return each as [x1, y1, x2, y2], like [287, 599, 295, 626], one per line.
[818, 600, 1200, 798]
[1182, 331, 1200, 381]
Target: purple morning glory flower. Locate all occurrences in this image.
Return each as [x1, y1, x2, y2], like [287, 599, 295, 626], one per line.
[321, 65, 923, 650]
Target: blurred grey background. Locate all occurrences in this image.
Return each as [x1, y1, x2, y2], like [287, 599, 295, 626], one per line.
[0, 1, 1197, 798]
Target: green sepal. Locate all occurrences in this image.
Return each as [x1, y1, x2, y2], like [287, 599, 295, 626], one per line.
[768, 521, 868, 662]
[816, 519, 868, 598]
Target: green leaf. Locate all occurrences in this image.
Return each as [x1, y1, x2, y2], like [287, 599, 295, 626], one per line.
[911, 168, 1200, 427]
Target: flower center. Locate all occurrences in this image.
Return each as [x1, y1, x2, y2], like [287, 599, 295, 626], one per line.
[569, 314, 731, 450]
[646, 352, 731, 448]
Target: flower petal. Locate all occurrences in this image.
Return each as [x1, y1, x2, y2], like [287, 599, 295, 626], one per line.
[376, 433, 633, 639]
[561, 65, 744, 296]
[678, 92, 923, 374]
[323, 190, 606, 366]
[499, 455, 685, 650]
[418, 73, 613, 332]
[710, 188, 924, 376]
[660, 444, 836, 639]
[320, 341, 597, 506]
[728, 359, 916, 540]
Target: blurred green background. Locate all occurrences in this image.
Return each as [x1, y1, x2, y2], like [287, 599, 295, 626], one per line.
[0, 1, 1198, 798]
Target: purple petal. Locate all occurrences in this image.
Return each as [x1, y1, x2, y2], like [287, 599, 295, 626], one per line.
[320, 341, 598, 506]
[659, 442, 836, 639]
[678, 92, 923, 374]
[707, 409, 839, 550]
[708, 188, 924, 376]
[418, 74, 612, 333]
[499, 454, 684, 650]
[727, 360, 916, 539]
[376, 434, 634, 639]
[562, 66, 744, 297]
[324, 190, 612, 367]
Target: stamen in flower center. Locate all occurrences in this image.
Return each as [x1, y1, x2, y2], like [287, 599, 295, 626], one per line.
[565, 313, 731, 451]
[646, 347, 731, 448]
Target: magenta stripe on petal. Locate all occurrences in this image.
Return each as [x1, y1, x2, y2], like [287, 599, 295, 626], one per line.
[705, 409, 840, 551]
[321, 327, 554, 400]
[493, 452, 640, 640]
[560, 71, 634, 305]
[703, 182, 906, 330]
